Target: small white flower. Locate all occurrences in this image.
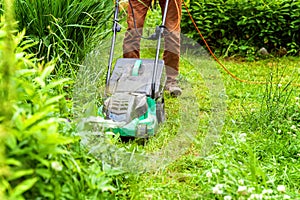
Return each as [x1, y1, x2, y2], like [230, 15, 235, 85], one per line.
[291, 125, 297, 130]
[295, 97, 300, 101]
[278, 83, 282, 88]
[239, 133, 247, 142]
[212, 186, 223, 194]
[248, 187, 255, 193]
[278, 129, 282, 134]
[277, 185, 286, 192]
[206, 171, 213, 178]
[238, 179, 245, 185]
[262, 189, 273, 194]
[249, 194, 263, 200]
[215, 184, 224, 189]
[224, 195, 232, 200]
[212, 168, 220, 174]
[51, 161, 63, 171]
[283, 194, 291, 199]
[237, 185, 247, 195]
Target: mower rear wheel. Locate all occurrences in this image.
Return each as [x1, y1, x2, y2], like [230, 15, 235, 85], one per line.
[156, 100, 165, 123]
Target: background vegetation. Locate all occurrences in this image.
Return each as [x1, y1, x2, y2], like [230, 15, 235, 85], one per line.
[0, 0, 299, 199]
[12, 0, 113, 77]
[181, 0, 300, 58]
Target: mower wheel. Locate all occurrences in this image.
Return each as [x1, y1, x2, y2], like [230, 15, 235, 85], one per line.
[156, 101, 165, 123]
[136, 124, 148, 138]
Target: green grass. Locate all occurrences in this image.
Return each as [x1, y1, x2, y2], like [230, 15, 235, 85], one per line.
[105, 57, 300, 200]
[71, 5, 300, 199]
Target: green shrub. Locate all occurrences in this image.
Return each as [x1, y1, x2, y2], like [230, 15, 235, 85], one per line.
[181, 0, 300, 57]
[0, 1, 119, 199]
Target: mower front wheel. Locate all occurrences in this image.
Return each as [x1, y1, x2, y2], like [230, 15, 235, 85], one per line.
[136, 124, 148, 138]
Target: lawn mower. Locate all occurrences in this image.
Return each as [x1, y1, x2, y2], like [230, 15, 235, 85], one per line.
[87, 0, 170, 138]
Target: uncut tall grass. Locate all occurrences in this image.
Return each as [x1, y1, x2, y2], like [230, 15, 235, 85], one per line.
[13, 0, 113, 76]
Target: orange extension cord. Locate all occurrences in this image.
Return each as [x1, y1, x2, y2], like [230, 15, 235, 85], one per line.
[182, 0, 300, 87]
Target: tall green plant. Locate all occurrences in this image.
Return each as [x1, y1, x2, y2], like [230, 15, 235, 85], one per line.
[242, 64, 296, 133]
[0, 1, 17, 198]
[13, 0, 113, 76]
[0, 1, 118, 199]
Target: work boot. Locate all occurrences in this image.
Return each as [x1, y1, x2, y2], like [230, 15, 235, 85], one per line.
[165, 79, 182, 97]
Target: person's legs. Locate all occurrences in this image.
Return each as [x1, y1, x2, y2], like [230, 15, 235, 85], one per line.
[123, 0, 152, 58]
[159, 0, 182, 96]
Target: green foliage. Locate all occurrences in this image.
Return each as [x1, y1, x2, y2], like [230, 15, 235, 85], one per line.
[0, 1, 118, 199]
[12, 0, 113, 76]
[181, 0, 300, 57]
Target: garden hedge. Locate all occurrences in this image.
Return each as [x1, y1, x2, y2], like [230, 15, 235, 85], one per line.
[181, 0, 300, 57]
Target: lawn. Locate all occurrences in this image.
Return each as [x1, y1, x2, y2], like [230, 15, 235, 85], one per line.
[78, 43, 300, 199]
[95, 56, 300, 199]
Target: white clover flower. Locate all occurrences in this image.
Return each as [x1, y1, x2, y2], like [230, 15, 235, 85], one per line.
[291, 125, 297, 130]
[51, 161, 63, 171]
[212, 168, 220, 174]
[278, 129, 282, 134]
[239, 133, 247, 142]
[248, 187, 255, 193]
[206, 171, 213, 178]
[224, 195, 232, 200]
[262, 189, 273, 194]
[249, 194, 263, 200]
[238, 179, 245, 185]
[237, 185, 247, 195]
[277, 185, 286, 192]
[278, 83, 282, 88]
[283, 194, 291, 199]
[212, 184, 224, 194]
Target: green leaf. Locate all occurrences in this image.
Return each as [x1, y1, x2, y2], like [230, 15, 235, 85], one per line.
[8, 169, 34, 181]
[5, 158, 22, 167]
[36, 168, 52, 179]
[43, 78, 71, 91]
[44, 95, 64, 106]
[40, 63, 55, 82]
[11, 177, 38, 197]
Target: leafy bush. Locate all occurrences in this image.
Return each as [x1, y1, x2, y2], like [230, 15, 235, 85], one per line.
[0, 1, 119, 199]
[181, 0, 300, 57]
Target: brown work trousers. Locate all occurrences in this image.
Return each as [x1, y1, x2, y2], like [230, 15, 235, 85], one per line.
[123, 0, 182, 79]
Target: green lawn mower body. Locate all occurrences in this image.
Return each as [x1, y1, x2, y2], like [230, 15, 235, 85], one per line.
[98, 58, 166, 138]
